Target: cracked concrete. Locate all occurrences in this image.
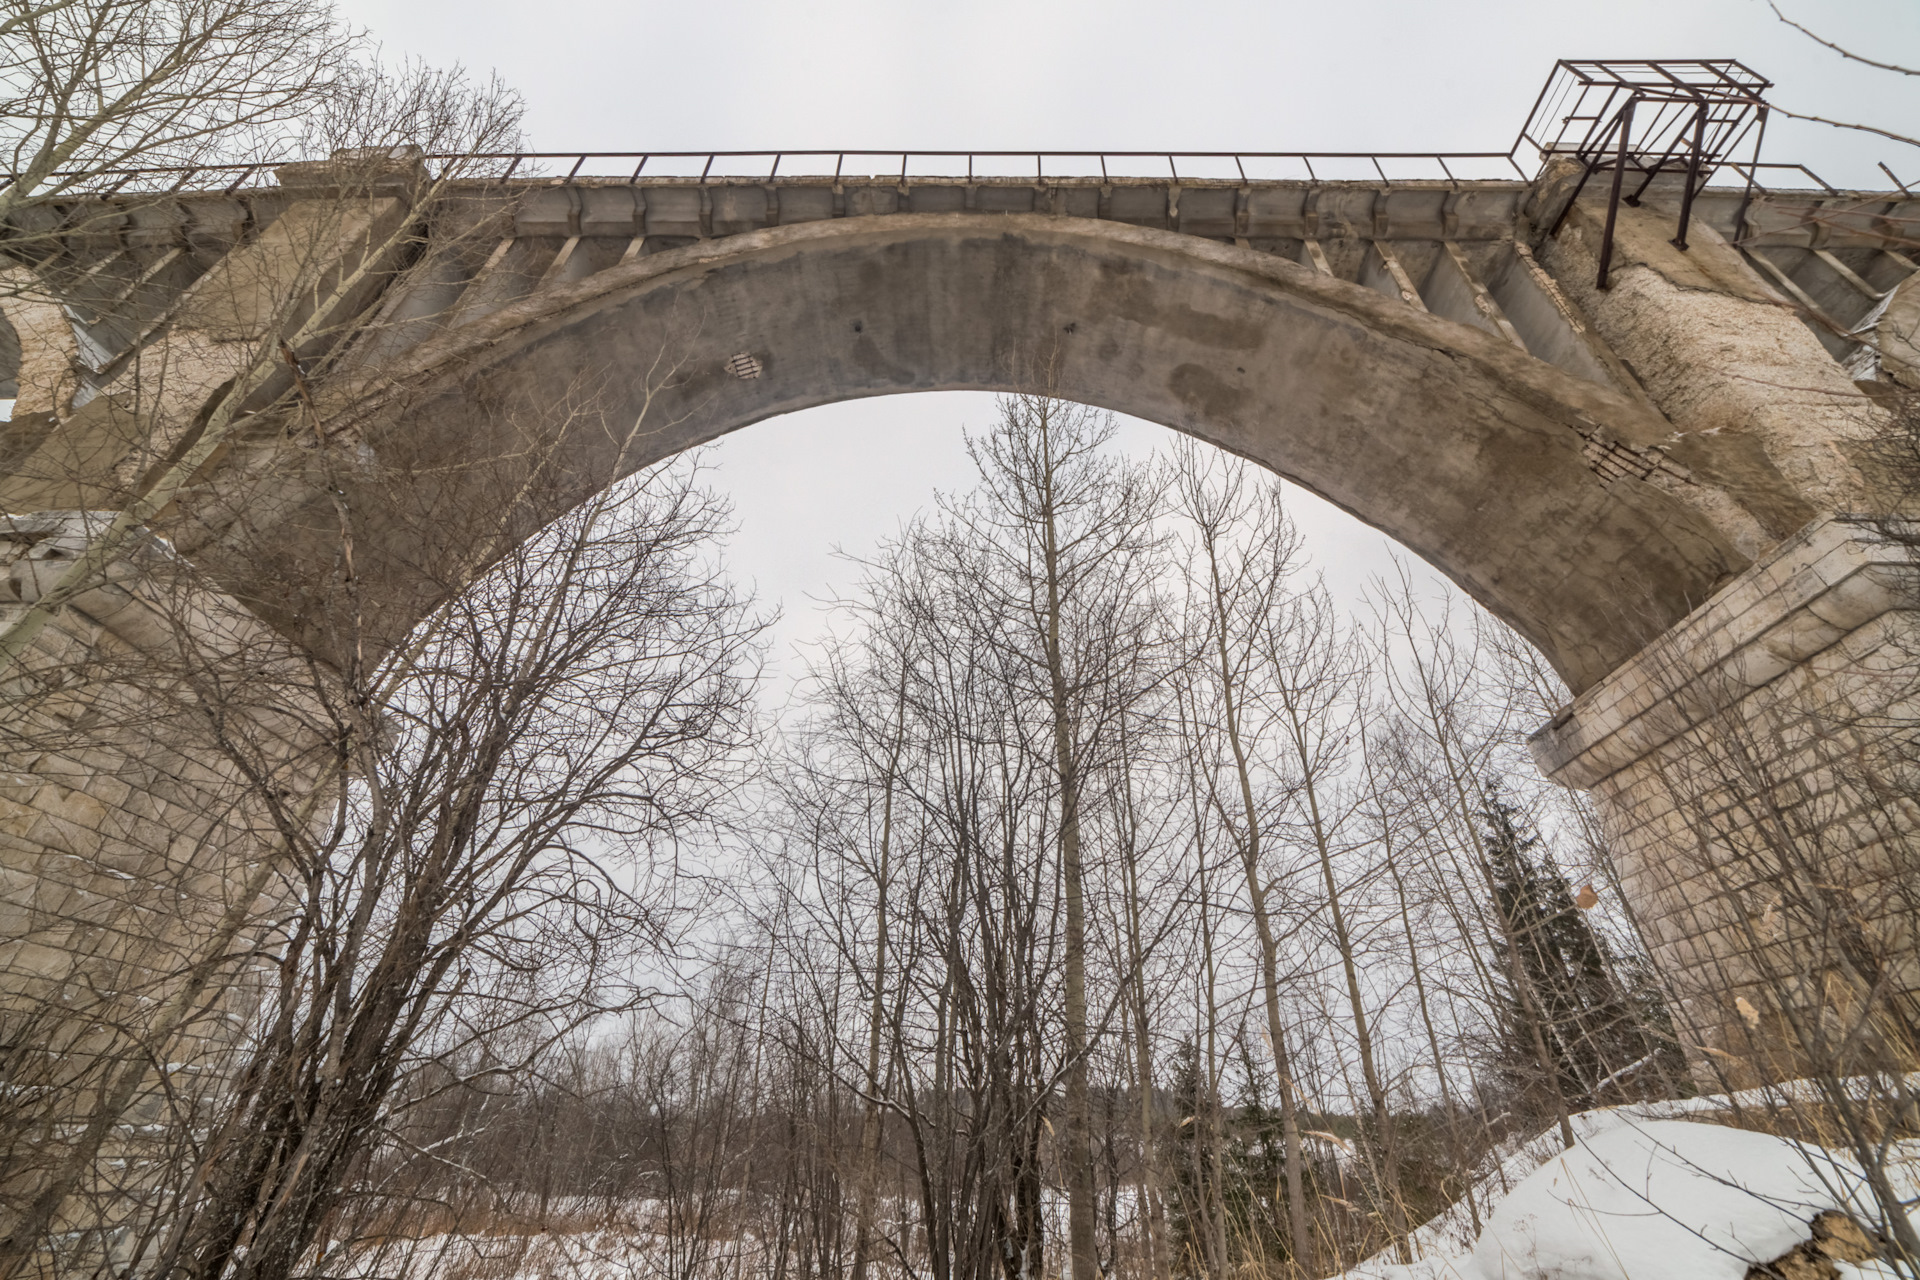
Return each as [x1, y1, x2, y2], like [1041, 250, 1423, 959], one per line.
[177, 210, 1762, 695]
[1543, 198, 1881, 555]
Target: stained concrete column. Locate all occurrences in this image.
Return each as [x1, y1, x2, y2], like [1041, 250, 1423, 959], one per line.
[1539, 194, 1883, 554]
[0, 511, 331, 1270]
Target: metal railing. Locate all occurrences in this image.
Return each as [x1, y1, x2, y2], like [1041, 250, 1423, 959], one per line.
[433, 148, 1537, 184]
[0, 148, 1888, 201]
[6, 148, 1538, 196]
[11, 56, 1916, 202]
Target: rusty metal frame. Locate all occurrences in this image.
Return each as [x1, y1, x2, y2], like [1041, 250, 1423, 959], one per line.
[1522, 60, 1773, 288]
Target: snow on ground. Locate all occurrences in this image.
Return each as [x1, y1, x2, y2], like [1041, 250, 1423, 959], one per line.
[1343, 1109, 1920, 1280]
[1362, 1078, 1920, 1271]
[328, 1083, 1920, 1279]
[325, 1212, 760, 1280]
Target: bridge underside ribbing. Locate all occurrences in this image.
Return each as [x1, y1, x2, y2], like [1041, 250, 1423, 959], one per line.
[208, 211, 1750, 692]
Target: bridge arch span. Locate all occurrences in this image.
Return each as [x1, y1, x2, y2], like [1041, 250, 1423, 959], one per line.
[226, 212, 1749, 692]
[5, 161, 1917, 1134]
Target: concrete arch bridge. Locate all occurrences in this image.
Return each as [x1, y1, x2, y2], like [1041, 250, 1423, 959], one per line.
[1, 75, 1918, 1189]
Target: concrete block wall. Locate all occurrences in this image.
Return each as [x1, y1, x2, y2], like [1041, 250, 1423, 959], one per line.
[0, 511, 334, 1270]
[1532, 517, 1920, 1083]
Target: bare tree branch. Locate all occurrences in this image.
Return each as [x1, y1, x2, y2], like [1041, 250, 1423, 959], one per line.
[1769, 1, 1920, 78]
[1769, 104, 1920, 156]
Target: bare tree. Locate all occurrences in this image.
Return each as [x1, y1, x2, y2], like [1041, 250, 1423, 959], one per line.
[1373, 575, 1581, 1153]
[0, 0, 356, 223]
[0, 40, 544, 1272]
[952, 390, 1165, 1280]
[154, 454, 760, 1280]
[1170, 442, 1314, 1274]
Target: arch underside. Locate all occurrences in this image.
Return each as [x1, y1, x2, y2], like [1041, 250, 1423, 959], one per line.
[184, 214, 1751, 693]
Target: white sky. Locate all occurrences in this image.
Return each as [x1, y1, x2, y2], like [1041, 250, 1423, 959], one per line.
[337, 0, 1920, 684]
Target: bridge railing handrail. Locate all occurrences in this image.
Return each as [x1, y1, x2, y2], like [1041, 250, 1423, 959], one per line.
[0, 151, 1877, 199]
[4, 149, 1528, 195]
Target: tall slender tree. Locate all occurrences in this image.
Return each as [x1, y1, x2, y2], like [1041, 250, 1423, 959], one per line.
[954, 389, 1164, 1280]
[1171, 441, 1313, 1273]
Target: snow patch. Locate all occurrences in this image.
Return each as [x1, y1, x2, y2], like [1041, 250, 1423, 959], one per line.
[1344, 1116, 1920, 1280]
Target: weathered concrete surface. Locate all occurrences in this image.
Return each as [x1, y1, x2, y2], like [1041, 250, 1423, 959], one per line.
[176, 211, 1764, 693]
[1543, 199, 1879, 556]
[1, 191, 414, 519]
[1849, 273, 1920, 389]
[5, 175, 1911, 696]
[0, 163, 1915, 1163]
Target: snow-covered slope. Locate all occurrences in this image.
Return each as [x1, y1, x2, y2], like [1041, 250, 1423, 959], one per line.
[1346, 1110, 1919, 1280]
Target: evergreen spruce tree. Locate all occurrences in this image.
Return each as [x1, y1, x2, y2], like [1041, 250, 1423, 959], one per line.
[1163, 1041, 1214, 1277]
[1228, 1029, 1294, 1268]
[1163, 1034, 1318, 1275]
[1479, 781, 1686, 1108]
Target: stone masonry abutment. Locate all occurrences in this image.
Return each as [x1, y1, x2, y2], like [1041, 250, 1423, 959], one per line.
[1532, 516, 1920, 1079]
[1, 512, 335, 1268]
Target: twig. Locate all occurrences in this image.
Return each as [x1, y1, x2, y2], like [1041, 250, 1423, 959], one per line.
[1769, 2, 1920, 77]
[1768, 105, 1920, 154]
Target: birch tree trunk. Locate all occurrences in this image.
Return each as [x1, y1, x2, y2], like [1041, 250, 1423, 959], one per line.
[1032, 405, 1101, 1280]
[1176, 444, 1312, 1274]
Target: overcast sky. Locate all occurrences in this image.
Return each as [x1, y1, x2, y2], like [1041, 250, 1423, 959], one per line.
[336, 0, 1920, 687]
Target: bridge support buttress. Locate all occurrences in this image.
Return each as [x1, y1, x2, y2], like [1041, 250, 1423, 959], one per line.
[1528, 194, 1918, 1080]
[1532, 518, 1920, 1080]
[0, 512, 329, 1271]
